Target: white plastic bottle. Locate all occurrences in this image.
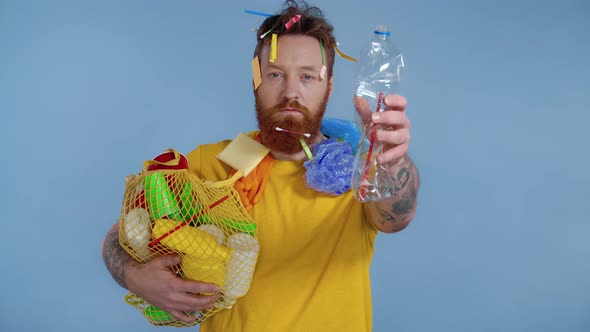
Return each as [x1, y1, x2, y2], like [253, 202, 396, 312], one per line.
[218, 233, 259, 308]
[351, 24, 405, 202]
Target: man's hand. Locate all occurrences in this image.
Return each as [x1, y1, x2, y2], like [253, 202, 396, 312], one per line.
[102, 222, 221, 323]
[353, 94, 410, 164]
[353, 94, 419, 233]
[125, 254, 221, 323]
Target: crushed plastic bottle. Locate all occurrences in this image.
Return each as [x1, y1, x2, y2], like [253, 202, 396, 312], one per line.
[351, 24, 405, 202]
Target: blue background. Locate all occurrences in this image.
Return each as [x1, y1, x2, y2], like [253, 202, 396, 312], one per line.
[2, 0, 589, 331]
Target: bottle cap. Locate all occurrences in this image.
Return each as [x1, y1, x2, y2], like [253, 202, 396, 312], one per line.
[374, 24, 391, 36]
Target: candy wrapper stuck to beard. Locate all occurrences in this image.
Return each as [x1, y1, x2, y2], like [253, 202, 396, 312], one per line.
[303, 139, 353, 195]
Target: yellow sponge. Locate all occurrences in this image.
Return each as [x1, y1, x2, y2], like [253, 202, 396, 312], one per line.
[216, 133, 270, 177]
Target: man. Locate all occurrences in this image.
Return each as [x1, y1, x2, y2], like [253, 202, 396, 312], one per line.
[102, 1, 420, 331]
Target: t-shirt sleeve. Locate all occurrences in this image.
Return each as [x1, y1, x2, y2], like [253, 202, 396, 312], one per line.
[185, 141, 234, 182]
[186, 145, 204, 178]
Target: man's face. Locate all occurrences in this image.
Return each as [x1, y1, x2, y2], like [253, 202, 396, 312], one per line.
[255, 34, 333, 154]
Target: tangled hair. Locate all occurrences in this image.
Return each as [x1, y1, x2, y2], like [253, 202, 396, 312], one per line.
[254, 0, 336, 79]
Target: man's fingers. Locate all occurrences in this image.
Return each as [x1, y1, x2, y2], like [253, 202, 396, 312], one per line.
[171, 292, 219, 311]
[160, 292, 219, 320]
[353, 96, 372, 122]
[378, 145, 408, 164]
[168, 293, 218, 323]
[368, 94, 411, 165]
[372, 111, 410, 128]
[149, 278, 220, 313]
[155, 254, 181, 268]
[376, 128, 410, 145]
[374, 127, 410, 164]
[192, 293, 219, 309]
[180, 278, 220, 295]
[157, 293, 219, 319]
[173, 279, 220, 309]
[354, 94, 408, 124]
[383, 94, 407, 111]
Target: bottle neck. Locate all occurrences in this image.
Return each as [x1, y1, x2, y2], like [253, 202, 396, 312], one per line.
[373, 31, 390, 42]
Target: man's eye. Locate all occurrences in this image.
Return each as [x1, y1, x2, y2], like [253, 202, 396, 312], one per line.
[302, 74, 314, 81]
[270, 72, 282, 79]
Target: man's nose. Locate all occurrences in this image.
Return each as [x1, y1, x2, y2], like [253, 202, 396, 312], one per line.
[281, 76, 300, 100]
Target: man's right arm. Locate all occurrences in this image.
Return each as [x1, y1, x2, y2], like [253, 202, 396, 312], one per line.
[101, 221, 222, 323]
[101, 221, 133, 289]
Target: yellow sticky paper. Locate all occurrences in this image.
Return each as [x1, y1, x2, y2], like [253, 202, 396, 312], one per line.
[251, 56, 262, 90]
[216, 133, 270, 177]
[270, 33, 277, 63]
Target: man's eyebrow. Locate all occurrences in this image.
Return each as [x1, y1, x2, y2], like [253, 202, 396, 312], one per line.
[300, 65, 319, 71]
[266, 63, 283, 71]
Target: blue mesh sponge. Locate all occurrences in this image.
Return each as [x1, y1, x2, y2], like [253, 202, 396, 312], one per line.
[303, 138, 353, 195]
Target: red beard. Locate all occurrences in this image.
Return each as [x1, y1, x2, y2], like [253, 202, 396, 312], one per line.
[255, 94, 329, 154]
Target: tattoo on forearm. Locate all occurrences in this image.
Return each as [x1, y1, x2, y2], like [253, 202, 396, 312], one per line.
[102, 229, 132, 289]
[397, 167, 411, 189]
[376, 204, 398, 225]
[392, 169, 417, 215]
[378, 157, 420, 226]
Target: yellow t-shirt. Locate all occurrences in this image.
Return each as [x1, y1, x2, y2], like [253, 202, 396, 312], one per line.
[187, 137, 378, 332]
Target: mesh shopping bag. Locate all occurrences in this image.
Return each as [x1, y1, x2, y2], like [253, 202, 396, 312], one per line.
[119, 147, 261, 327]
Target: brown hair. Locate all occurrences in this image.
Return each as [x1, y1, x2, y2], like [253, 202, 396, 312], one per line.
[254, 0, 336, 79]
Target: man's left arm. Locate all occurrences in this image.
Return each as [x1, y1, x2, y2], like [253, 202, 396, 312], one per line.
[365, 154, 420, 233]
[354, 94, 420, 233]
